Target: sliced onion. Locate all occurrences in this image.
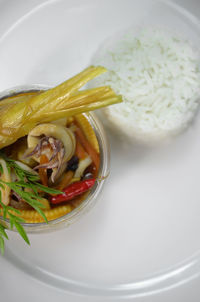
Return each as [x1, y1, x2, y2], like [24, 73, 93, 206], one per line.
[14, 160, 39, 175]
[74, 156, 92, 178]
[0, 158, 11, 206]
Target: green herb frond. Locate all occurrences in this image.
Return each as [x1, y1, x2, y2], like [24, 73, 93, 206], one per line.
[0, 152, 62, 255]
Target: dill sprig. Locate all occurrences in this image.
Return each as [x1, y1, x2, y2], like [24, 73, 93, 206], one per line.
[0, 197, 29, 255]
[0, 152, 61, 255]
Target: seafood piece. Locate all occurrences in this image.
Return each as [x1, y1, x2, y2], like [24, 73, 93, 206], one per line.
[27, 123, 76, 182]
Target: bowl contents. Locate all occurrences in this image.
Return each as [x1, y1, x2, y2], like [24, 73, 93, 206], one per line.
[91, 28, 200, 142]
[0, 66, 122, 254]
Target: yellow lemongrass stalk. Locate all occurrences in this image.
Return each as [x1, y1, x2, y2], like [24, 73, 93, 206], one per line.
[25, 66, 107, 115]
[36, 96, 121, 123]
[0, 66, 122, 149]
[32, 86, 114, 119]
[0, 66, 105, 128]
[0, 92, 41, 108]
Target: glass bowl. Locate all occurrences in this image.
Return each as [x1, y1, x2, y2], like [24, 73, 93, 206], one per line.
[0, 85, 110, 233]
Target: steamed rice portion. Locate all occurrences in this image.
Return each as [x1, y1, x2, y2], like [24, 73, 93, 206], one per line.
[91, 29, 200, 141]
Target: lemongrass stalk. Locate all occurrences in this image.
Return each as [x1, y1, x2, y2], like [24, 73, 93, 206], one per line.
[26, 66, 107, 114]
[0, 92, 40, 107]
[55, 86, 113, 109]
[0, 66, 106, 128]
[32, 87, 115, 120]
[0, 66, 122, 149]
[37, 96, 122, 122]
[0, 95, 121, 149]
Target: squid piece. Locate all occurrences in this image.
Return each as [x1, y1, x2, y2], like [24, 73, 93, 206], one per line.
[27, 123, 76, 182]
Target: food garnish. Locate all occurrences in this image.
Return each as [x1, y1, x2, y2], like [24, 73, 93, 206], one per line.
[0, 66, 122, 254]
[0, 66, 121, 149]
[0, 153, 61, 254]
[50, 179, 96, 205]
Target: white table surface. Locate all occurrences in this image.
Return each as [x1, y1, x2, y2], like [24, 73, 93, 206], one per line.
[1, 1, 200, 301]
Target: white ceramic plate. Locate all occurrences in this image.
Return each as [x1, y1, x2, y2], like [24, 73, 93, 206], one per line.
[1, 0, 200, 301]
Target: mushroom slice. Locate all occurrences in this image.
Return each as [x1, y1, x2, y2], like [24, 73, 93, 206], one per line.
[27, 123, 76, 165]
[0, 158, 11, 206]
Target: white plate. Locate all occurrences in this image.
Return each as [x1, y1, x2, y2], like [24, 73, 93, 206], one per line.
[1, 0, 200, 301]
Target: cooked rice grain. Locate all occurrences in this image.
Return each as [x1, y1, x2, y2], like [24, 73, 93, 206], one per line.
[91, 28, 200, 142]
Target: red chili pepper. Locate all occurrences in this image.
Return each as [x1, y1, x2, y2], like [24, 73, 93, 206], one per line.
[50, 178, 96, 204]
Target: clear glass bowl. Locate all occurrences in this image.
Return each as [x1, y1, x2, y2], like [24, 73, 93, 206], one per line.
[0, 85, 110, 233]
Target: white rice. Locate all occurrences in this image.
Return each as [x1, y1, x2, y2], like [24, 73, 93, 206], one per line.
[90, 28, 200, 142]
